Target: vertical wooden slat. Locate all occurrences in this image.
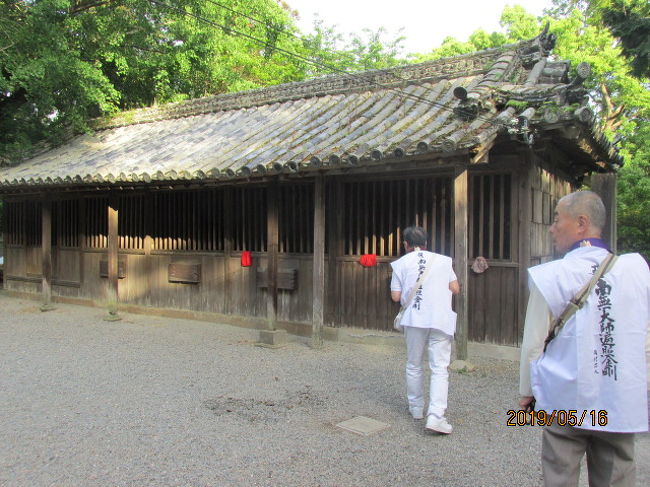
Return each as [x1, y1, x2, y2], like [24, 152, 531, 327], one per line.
[454, 166, 469, 360]
[478, 176, 485, 256]
[396, 181, 402, 254]
[355, 183, 362, 255]
[346, 184, 352, 255]
[499, 175, 506, 259]
[312, 175, 325, 348]
[267, 182, 279, 330]
[388, 181, 394, 256]
[108, 196, 119, 309]
[144, 193, 153, 256]
[41, 200, 54, 310]
[292, 186, 298, 253]
[489, 176, 495, 260]
[224, 188, 233, 256]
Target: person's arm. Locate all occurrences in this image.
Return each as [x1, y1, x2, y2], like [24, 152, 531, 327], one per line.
[519, 281, 553, 404]
[448, 262, 460, 295]
[390, 264, 402, 303]
[449, 280, 460, 295]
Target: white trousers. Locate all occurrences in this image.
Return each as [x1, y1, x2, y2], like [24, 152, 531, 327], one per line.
[404, 326, 452, 418]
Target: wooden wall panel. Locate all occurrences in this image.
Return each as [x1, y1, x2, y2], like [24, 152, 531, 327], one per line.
[5, 247, 25, 277]
[25, 247, 41, 277]
[53, 249, 80, 283]
[80, 253, 108, 301]
[331, 260, 398, 331]
[468, 265, 519, 345]
[276, 257, 313, 324]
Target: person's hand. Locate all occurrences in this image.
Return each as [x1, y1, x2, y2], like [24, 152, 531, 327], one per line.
[519, 396, 534, 412]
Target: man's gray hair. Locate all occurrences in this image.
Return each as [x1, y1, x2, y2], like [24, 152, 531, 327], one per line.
[403, 226, 428, 247]
[559, 191, 606, 232]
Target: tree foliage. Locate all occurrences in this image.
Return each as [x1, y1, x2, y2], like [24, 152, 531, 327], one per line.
[412, 2, 649, 258]
[0, 0, 407, 164]
[0, 0, 306, 163]
[300, 18, 405, 75]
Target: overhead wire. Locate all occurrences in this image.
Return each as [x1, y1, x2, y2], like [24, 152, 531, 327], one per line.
[147, 0, 518, 131]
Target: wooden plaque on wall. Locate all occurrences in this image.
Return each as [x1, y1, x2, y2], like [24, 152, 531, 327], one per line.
[257, 268, 298, 291]
[99, 258, 127, 279]
[168, 263, 201, 284]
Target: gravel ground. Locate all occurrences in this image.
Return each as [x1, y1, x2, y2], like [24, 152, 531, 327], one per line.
[0, 293, 648, 487]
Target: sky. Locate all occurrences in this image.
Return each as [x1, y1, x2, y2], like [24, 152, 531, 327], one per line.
[286, 0, 554, 55]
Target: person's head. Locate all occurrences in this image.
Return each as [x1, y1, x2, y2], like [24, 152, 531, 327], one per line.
[550, 190, 605, 253]
[402, 226, 428, 252]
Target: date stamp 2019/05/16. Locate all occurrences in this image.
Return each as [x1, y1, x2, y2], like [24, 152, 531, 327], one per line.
[506, 409, 609, 427]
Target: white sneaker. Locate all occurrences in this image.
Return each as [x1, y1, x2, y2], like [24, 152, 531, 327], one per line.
[425, 415, 453, 434]
[408, 407, 424, 420]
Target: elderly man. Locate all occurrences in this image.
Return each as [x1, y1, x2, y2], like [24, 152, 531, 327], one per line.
[391, 226, 460, 434]
[519, 190, 650, 487]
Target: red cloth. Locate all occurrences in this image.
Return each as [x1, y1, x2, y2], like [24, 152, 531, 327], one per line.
[359, 254, 377, 267]
[241, 251, 252, 267]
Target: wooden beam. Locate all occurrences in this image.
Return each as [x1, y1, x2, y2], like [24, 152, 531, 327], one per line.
[40, 199, 55, 311]
[106, 195, 120, 320]
[453, 166, 469, 360]
[266, 181, 279, 330]
[312, 175, 325, 348]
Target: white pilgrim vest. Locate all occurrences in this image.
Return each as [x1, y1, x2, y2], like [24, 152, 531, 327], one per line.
[529, 246, 649, 433]
[390, 251, 457, 335]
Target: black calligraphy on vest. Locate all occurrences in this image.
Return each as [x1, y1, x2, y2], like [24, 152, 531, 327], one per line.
[594, 270, 617, 380]
[412, 252, 426, 311]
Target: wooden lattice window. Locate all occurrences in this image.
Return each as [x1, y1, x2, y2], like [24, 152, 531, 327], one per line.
[343, 178, 452, 257]
[119, 195, 145, 250]
[279, 184, 314, 254]
[52, 200, 80, 248]
[232, 186, 266, 252]
[4, 201, 26, 246]
[470, 174, 512, 260]
[152, 190, 225, 252]
[85, 197, 108, 249]
[25, 201, 42, 247]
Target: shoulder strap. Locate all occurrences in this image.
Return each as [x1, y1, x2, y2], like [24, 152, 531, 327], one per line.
[399, 254, 436, 312]
[543, 252, 618, 352]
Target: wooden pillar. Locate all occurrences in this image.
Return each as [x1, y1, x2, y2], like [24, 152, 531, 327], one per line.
[453, 166, 469, 360]
[266, 182, 279, 330]
[105, 195, 121, 321]
[40, 199, 55, 311]
[326, 180, 343, 326]
[588, 173, 617, 253]
[312, 175, 325, 348]
[517, 160, 533, 345]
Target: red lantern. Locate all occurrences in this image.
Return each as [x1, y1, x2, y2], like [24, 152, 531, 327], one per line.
[359, 254, 377, 267]
[241, 251, 252, 267]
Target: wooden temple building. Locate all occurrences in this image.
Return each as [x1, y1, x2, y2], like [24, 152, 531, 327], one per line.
[0, 30, 621, 354]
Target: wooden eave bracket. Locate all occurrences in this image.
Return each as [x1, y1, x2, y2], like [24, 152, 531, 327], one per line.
[470, 136, 497, 164]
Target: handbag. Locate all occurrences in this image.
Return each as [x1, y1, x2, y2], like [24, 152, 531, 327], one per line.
[393, 255, 435, 332]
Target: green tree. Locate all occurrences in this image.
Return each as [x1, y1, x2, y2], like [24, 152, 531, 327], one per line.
[300, 18, 405, 75]
[0, 0, 306, 164]
[549, 0, 649, 78]
[411, 2, 649, 258]
[597, 0, 650, 79]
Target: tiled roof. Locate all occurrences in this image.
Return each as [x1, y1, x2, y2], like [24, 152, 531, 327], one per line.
[0, 33, 621, 190]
